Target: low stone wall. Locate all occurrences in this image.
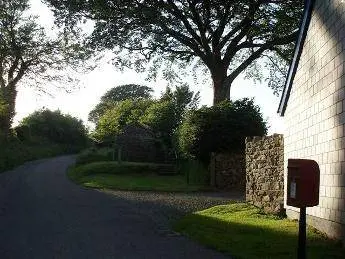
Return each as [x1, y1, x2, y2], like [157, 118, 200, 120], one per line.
[210, 153, 245, 190]
[245, 134, 284, 214]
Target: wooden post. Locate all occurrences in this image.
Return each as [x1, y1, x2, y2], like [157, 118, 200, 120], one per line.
[118, 146, 122, 165]
[210, 153, 216, 187]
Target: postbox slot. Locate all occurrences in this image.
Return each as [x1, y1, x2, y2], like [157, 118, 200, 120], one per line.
[290, 178, 297, 199]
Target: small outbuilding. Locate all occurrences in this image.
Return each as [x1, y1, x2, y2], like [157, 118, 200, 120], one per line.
[116, 124, 167, 163]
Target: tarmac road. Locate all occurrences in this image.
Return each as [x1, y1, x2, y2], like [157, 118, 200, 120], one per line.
[0, 156, 233, 259]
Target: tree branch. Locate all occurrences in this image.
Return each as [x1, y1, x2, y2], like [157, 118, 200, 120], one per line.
[227, 47, 266, 83]
[165, 0, 203, 47]
[187, 0, 212, 55]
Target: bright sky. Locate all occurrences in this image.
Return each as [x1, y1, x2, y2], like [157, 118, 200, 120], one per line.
[15, 0, 285, 134]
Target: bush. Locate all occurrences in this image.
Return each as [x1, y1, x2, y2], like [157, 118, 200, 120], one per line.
[0, 137, 80, 173]
[14, 125, 31, 141]
[20, 109, 88, 146]
[176, 99, 267, 164]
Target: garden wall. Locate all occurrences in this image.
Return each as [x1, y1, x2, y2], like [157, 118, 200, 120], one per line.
[209, 153, 245, 190]
[245, 134, 284, 214]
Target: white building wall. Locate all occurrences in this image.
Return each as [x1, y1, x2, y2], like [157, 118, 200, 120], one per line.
[284, 0, 345, 240]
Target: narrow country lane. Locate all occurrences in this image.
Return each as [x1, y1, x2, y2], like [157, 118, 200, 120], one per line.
[0, 156, 231, 259]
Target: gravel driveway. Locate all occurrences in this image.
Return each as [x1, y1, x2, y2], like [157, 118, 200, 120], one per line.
[0, 156, 243, 259]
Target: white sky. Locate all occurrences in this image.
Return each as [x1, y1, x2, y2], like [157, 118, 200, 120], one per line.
[14, 0, 285, 134]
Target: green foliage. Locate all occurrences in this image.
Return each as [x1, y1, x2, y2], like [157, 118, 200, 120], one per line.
[174, 203, 345, 259]
[45, 0, 304, 101]
[76, 148, 113, 165]
[92, 84, 200, 158]
[140, 100, 176, 145]
[0, 109, 89, 173]
[14, 125, 31, 141]
[93, 99, 152, 141]
[0, 137, 81, 173]
[20, 109, 88, 146]
[0, 0, 92, 135]
[161, 84, 200, 117]
[101, 84, 153, 102]
[140, 84, 200, 148]
[177, 98, 267, 163]
[88, 101, 118, 125]
[88, 84, 153, 123]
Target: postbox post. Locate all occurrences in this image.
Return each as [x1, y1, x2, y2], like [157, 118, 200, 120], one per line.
[287, 159, 320, 259]
[298, 207, 306, 259]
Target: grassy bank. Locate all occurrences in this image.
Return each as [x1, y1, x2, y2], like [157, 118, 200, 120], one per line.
[0, 138, 84, 173]
[174, 203, 344, 259]
[68, 161, 208, 192]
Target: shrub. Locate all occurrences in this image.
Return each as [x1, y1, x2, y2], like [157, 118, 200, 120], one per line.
[176, 98, 267, 164]
[14, 125, 31, 141]
[20, 109, 88, 146]
[0, 137, 79, 173]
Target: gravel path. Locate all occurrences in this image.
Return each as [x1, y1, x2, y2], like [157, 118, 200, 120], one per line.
[102, 189, 244, 232]
[0, 156, 243, 259]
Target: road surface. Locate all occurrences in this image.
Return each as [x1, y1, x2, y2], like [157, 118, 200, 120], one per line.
[0, 156, 236, 259]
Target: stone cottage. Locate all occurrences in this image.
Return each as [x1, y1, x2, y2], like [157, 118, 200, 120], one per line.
[278, 0, 345, 242]
[116, 124, 166, 163]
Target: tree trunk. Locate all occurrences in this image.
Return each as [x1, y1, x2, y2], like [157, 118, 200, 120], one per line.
[0, 85, 17, 138]
[212, 70, 232, 105]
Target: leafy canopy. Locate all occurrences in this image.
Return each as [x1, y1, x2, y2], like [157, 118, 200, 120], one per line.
[93, 99, 153, 141]
[88, 84, 153, 123]
[0, 0, 92, 90]
[45, 0, 304, 101]
[20, 109, 88, 145]
[92, 84, 199, 145]
[0, 0, 92, 135]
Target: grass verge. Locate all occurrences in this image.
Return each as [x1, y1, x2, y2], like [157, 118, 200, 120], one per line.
[1, 138, 84, 173]
[173, 203, 344, 259]
[68, 161, 207, 192]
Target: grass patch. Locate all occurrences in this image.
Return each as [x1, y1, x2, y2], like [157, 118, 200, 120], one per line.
[174, 203, 344, 259]
[68, 161, 207, 192]
[72, 174, 204, 192]
[69, 161, 175, 178]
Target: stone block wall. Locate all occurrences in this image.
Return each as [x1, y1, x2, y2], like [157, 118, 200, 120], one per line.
[209, 153, 245, 190]
[283, 0, 345, 242]
[245, 134, 284, 214]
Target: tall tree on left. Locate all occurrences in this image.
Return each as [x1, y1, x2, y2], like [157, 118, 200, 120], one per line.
[0, 0, 91, 138]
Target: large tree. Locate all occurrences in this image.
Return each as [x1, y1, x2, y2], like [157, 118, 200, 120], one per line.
[45, 0, 304, 104]
[0, 0, 90, 137]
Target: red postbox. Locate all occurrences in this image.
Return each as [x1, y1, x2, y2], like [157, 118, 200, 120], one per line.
[287, 159, 320, 208]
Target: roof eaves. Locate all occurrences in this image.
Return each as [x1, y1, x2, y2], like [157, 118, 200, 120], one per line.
[277, 0, 316, 116]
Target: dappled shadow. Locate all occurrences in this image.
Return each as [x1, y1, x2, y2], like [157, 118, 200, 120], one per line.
[97, 189, 243, 232]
